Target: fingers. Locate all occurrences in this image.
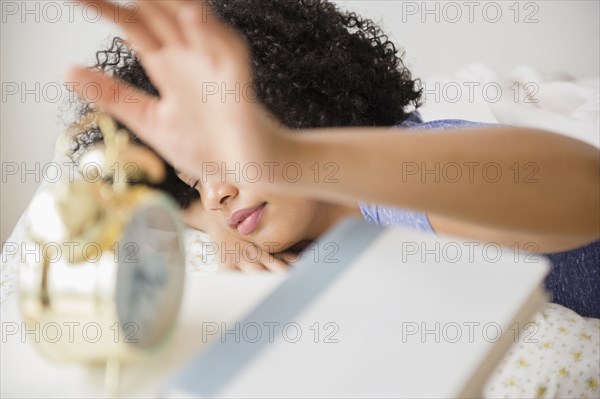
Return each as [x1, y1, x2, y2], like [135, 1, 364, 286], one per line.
[240, 244, 273, 273]
[152, 0, 190, 17]
[65, 66, 157, 140]
[236, 256, 289, 274]
[178, 2, 247, 62]
[237, 261, 269, 274]
[137, 1, 186, 46]
[76, 1, 197, 52]
[178, 2, 214, 50]
[77, 0, 160, 51]
[255, 247, 291, 274]
[260, 253, 291, 274]
[217, 244, 291, 274]
[274, 251, 303, 265]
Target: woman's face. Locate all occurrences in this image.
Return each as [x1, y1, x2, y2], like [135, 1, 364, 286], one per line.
[178, 172, 344, 253]
[176, 113, 359, 252]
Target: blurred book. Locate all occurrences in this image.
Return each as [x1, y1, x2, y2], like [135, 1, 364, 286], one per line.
[165, 218, 549, 398]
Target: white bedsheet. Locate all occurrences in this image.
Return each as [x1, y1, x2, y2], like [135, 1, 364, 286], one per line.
[419, 63, 600, 148]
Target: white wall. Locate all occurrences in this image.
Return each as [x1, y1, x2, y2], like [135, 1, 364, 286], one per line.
[336, 0, 599, 79]
[2, 0, 599, 244]
[1, 1, 117, 244]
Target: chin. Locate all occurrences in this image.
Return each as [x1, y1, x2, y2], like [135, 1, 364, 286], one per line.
[250, 233, 292, 253]
[249, 225, 299, 253]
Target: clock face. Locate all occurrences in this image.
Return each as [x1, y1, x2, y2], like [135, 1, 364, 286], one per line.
[115, 198, 185, 349]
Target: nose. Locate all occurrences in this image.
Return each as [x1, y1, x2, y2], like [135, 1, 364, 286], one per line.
[202, 180, 239, 211]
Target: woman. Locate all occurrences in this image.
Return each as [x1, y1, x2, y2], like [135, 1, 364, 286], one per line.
[68, 0, 599, 317]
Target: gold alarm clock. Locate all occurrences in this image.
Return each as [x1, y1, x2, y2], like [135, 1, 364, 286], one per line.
[19, 114, 186, 394]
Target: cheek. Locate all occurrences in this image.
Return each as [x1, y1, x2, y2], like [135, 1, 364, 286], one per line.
[257, 200, 318, 245]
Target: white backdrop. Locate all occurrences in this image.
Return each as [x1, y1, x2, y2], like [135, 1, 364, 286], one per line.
[1, 0, 599, 243]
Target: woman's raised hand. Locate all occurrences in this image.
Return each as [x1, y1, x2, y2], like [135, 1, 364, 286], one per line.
[67, 0, 286, 179]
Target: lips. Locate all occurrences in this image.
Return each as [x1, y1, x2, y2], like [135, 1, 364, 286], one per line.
[226, 203, 267, 235]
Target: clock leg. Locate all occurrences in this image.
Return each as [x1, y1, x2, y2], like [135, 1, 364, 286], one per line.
[104, 357, 121, 398]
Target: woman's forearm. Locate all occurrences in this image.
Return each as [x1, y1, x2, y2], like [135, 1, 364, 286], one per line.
[275, 126, 600, 242]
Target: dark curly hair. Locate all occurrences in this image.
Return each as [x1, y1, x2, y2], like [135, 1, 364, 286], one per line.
[70, 0, 423, 208]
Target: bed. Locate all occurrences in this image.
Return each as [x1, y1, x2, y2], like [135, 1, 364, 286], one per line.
[1, 64, 599, 398]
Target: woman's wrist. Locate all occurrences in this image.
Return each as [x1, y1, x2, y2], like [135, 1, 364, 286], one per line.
[254, 123, 307, 188]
